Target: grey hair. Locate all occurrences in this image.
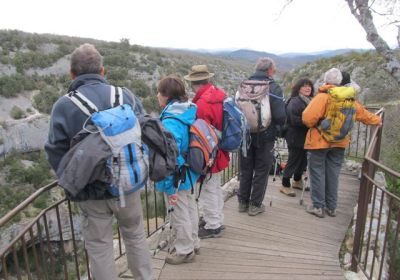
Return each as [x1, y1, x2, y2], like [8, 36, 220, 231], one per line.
[255, 57, 276, 72]
[70, 43, 103, 76]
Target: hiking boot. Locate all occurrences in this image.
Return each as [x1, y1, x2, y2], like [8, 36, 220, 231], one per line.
[165, 251, 195, 265]
[199, 218, 225, 231]
[194, 247, 200, 255]
[326, 208, 337, 217]
[292, 179, 304, 190]
[248, 204, 266, 216]
[198, 226, 223, 239]
[293, 179, 310, 191]
[238, 201, 249, 213]
[280, 186, 296, 197]
[306, 205, 325, 218]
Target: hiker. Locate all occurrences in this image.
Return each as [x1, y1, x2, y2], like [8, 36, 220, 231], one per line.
[44, 44, 153, 280]
[341, 70, 361, 93]
[184, 65, 229, 239]
[236, 57, 286, 215]
[155, 75, 200, 265]
[280, 78, 314, 197]
[303, 68, 381, 218]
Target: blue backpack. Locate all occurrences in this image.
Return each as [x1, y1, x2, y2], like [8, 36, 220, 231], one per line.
[67, 86, 148, 207]
[218, 97, 248, 152]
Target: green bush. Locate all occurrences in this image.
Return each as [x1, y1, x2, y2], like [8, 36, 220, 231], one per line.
[23, 153, 52, 188]
[0, 74, 36, 97]
[10, 105, 25, 119]
[33, 86, 61, 114]
[130, 79, 151, 98]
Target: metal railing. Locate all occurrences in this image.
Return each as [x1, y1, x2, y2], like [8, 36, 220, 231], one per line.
[351, 109, 400, 280]
[0, 153, 239, 280]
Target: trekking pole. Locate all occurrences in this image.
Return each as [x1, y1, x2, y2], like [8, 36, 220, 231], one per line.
[153, 196, 175, 256]
[270, 148, 279, 207]
[299, 168, 309, 206]
[153, 174, 182, 256]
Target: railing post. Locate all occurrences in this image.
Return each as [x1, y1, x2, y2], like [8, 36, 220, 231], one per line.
[351, 160, 370, 272]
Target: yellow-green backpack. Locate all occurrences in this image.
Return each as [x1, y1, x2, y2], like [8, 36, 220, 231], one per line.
[318, 86, 357, 142]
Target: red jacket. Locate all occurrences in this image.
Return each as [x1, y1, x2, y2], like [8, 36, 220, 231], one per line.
[192, 83, 230, 173]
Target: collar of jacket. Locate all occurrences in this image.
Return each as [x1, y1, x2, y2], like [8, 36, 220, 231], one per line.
[192, 83, 213, 103]
[249, 70, 273, 81]
[318, 84, 336, 93]
[68, 74, 108, 92]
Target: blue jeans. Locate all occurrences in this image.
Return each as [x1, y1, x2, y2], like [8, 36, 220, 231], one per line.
[308, 148, 345, 210]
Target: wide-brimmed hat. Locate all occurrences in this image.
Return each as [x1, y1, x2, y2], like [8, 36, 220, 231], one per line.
[184, 65, 214, 81]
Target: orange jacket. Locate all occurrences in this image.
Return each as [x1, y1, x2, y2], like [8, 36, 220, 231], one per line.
[302, 85, 381, 150]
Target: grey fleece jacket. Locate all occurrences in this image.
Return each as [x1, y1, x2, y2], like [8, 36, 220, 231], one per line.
[45, 74, 145, 201]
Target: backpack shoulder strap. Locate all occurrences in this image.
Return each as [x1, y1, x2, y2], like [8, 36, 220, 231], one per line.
[67, 90, 98, 116]
[110, 86, 124, 107]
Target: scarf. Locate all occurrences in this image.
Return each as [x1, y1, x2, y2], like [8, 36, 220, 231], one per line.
[299, 94, 312, 105]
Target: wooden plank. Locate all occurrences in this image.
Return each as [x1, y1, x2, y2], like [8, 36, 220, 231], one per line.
[156, 173, 358, 279]
[160, 270, 345, 280]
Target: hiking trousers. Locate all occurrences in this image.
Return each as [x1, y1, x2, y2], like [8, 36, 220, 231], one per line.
[198, 172, 224, 229]
[282, 147, 308, 187]
[77, 191, 153, 280]
[308, 148, 345, 210]
[238, 140, 274, 207]
[166, 189, 200, 255]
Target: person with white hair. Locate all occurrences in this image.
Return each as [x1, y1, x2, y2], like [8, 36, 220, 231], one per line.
[302, 68, 381, 218]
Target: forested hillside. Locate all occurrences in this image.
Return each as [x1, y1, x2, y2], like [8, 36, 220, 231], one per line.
[0, 29, 252, 217]
[0, 29, 399, 216]
[0, 30, 252, 117]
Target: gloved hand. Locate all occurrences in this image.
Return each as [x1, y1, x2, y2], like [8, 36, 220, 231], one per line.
[169, 194, 178, 205]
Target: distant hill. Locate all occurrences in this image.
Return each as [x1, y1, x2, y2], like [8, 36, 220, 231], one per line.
[212, 48, 368, 72]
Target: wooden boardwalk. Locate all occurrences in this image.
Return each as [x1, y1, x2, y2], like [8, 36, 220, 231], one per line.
[124, 173, 360, 279]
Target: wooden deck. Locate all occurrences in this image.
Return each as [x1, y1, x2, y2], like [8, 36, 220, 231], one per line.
[124, 173, 360, 279]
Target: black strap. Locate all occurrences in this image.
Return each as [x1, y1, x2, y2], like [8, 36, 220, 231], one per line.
[113, 86, 120, 107]
[68, 91, 97, 115]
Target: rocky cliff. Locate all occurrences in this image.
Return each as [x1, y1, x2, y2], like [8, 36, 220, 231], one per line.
[0, 114, 49, 156]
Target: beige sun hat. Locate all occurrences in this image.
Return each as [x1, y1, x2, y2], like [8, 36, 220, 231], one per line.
[184, 65, 214, 81]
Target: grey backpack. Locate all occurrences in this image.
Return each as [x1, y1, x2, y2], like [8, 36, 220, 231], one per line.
[236, 80, 271, 132]
[139, 115, 178, 182]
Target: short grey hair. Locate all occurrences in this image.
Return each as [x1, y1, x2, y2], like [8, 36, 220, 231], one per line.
[323, 68, 342, 86]
[70, 43, 103, 76]
[255, 57, 276, 72]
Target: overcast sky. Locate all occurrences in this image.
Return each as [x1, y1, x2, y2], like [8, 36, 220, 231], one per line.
[0, 0, 397, 54]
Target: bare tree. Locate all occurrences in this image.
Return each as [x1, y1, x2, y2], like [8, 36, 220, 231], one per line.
[345, 0, 400, 84]
[283, 0, 400, 84]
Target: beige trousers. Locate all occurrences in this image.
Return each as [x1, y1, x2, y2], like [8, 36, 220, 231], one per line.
[77, 191, 153, 280]
[166, 189, 200, 255]
[198, 172, 224, 229]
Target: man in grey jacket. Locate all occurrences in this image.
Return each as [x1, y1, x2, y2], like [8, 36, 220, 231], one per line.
[45, 43, 153, 280]
[237, 57, 286, 216]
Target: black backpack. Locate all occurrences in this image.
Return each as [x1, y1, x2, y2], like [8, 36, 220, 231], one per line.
[139, 115, 178, 182]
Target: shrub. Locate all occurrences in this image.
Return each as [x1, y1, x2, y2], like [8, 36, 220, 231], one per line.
[130, 79, 151, 98]
[24, 154, 52, 188]
[33, 86, 60, 114]
[10, 105, 25, 119]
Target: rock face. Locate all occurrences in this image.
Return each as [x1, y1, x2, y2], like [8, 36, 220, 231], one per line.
[0, 114, 49, 156]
